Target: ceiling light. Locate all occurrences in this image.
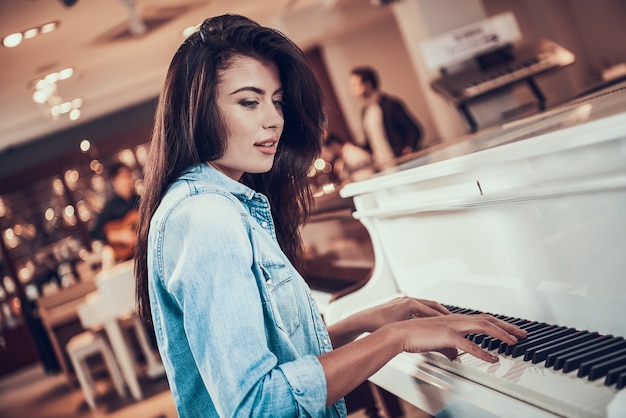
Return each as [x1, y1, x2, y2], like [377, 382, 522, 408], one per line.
[60, 102, 73, 114]
[80, 140, 91, 152]
[33, 90, 48, 104]
[58, 68, 74, 80]
[3, 33, 23, 48]
[182, 25, 199, 38]
[40, 22, 58, 34]
[44, 73, 60, 83]
[31, 67, 82, 122]
[23, 28, 39, 39]
[2, 21, 59, 48]
[69, 109, 81, 121]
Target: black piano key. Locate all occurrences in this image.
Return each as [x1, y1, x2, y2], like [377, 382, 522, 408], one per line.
[530, 331, 598, 364]
[605, 364, 626, 386]
[554, 337, 622, 370]
[466, 315, 518, 345]
[479, 319, 509, 347]
[488, 338, 504, 350]
[488, 321, 523, 350]
[505, 325, 558, 356]
[472, 316, 519, 346]
[582, 347, 626, 380]
[500, 317, 527, 326]
[456, 308, 476, 314]
[562, 340, 626, 373]
[547, 335, 615, 368]
[429, 305, 626, 384]
[523, 330, 586, 362]
[499, 322, 546, 353]
[481, 335, 496, 348]
[483, 329, 511, 348]
[511, 327, 575, 358]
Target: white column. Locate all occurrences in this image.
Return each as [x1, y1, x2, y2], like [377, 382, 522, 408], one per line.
[390, 0, 488, 142]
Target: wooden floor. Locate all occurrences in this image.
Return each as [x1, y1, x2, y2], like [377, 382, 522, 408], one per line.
[0, 363, 431, 418]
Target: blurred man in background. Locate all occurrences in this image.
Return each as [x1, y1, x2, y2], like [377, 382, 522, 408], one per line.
[349, 66, 423, 170]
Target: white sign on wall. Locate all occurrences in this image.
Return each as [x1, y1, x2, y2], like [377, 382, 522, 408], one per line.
[420, 11, 522, 70]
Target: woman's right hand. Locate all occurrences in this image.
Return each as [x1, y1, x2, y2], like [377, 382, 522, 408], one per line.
[391, 313, 528, 363]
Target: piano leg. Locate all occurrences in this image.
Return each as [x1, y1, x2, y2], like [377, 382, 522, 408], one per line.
[344, 381, 382, 418]
[344, 381, 404, 418]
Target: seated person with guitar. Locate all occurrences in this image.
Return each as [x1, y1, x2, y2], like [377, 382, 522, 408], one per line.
[91, 163, 140, 265]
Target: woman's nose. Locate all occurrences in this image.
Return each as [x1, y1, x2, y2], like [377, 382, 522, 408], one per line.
[264, 104, 284, 130]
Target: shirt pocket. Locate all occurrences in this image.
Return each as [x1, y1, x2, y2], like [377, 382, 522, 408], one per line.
[261, 262, 301, 337]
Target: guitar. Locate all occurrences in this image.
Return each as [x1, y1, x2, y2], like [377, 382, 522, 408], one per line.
[103, 209, 139, 261]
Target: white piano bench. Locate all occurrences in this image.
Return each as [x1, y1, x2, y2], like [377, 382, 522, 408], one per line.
[66, 331, 127, 410]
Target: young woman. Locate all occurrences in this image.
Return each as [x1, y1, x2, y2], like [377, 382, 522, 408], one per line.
[134, 14, 526, 417]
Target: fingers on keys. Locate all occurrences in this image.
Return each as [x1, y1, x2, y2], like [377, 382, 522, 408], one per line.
[456, 314, 526, 362]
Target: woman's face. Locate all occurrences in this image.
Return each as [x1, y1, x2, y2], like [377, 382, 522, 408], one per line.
[211, 55, 284, 180]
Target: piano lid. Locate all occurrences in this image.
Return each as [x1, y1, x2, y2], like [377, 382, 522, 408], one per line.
[349, 81, 626, 195]
[337, 84, 626, 338]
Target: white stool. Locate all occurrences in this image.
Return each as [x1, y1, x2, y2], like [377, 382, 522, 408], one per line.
[66, 331, 127, 409]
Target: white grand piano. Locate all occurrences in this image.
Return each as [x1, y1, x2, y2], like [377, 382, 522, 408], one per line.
[324, 84, 626, 418]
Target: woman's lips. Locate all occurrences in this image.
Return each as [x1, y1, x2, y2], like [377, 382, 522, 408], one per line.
[254, 139, 278, 154]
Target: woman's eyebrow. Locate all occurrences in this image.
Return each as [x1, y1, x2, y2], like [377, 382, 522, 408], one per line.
[229, 86, 284, 95]
[230, 86, 264, 95]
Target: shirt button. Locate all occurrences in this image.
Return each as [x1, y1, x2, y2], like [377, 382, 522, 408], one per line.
[261, 221, 268, 228]
[322, 338, 329, 346]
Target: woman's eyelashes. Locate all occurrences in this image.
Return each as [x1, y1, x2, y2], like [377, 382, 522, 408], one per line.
[273, 98, 285, 109]
[240, 99, 259, 109]
[238, 96, 284, 110]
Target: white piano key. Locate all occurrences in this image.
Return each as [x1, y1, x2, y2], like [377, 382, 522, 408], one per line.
[421, 350, 620, 418]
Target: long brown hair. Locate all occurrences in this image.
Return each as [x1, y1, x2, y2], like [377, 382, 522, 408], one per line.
[134, 14, 325, 322]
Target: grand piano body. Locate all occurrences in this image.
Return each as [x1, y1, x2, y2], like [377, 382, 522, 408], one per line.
[324, 84, 626, 417]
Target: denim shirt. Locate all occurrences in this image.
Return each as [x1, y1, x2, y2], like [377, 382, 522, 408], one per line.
[148, 164, 347, 417]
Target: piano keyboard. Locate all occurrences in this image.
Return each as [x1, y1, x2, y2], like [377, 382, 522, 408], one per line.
[418, 305, 625, 418]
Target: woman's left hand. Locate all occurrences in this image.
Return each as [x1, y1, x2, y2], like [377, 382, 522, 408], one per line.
[359, 296, 451, 332]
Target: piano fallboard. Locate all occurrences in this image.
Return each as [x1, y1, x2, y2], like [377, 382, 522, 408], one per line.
[326, 85, 626, 417]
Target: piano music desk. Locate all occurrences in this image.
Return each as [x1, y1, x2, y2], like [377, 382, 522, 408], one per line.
[302, 192, 375, 294]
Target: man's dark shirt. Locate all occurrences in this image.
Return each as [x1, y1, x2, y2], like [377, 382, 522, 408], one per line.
[361, 93, 423, 156]
[91, 193, 140, 244]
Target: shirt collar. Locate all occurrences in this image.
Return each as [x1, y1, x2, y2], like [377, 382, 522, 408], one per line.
[179, 163, 257, 201]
